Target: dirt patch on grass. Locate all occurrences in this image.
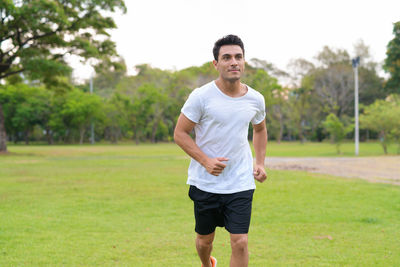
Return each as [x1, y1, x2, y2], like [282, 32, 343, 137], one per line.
[266, 157, 400, 186]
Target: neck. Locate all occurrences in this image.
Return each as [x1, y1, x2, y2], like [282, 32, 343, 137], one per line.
[215, 78, 244, 97]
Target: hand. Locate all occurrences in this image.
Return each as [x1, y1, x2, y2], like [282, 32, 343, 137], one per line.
[253, 164, 267, 182]
[204, 157, 229, 176]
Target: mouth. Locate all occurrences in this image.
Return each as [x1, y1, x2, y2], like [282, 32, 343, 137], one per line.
[228, 69, 240, 72]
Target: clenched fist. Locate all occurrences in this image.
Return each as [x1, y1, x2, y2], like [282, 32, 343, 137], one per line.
[253, 164, 267, 182]
[204, 157, 229, 176]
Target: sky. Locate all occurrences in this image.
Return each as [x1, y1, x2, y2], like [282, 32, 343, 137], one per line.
[71, 0, 400, 83]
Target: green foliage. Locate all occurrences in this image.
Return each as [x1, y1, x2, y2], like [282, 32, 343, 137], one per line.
[90, 58, 127, 98]
[101, 93, 131, 143]
[0, 84, 52, 143]
[287, 86, 321, 142]
[0, 0, 126, 81]
[384, 21, 400, 94]
[1, 83, 105, 144]
[323, 113, 353, 154]
[1, 56, 389, 145]
[51, 89, 104, 144]
[243, 67, 284, 141]
[283, 43, 385, 143]
[0, 39, 390, 146]
[130, 83, 166, 143]
[360, 95, 400, 154]
[0, 0, 126, 151]
[302, 45, 386, 120]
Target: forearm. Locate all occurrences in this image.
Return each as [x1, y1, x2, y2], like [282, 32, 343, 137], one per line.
[174, 130, 209, 167]
[253, 127, 268, 165]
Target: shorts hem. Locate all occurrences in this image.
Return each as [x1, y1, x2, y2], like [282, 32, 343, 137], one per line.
[195, 228, 216, 235]
[187, 182, 256, 194]
[225, 227, 250, 234]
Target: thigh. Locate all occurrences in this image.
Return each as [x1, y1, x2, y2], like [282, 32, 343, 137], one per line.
[223, 189, 254, 234]
[188, 186, 224, 235]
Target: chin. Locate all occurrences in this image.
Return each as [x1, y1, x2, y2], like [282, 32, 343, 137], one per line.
[223, 75, 241, 82]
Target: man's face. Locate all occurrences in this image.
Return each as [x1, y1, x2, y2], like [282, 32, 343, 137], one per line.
[213, 45, 245, 82]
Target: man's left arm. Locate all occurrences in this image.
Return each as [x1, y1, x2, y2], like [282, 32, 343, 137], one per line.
[252, 120, 268, 182]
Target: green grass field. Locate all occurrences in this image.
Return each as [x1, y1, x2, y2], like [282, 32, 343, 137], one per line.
[1, 143, 399, 266]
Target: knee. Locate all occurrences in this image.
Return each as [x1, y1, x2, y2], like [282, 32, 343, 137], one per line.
[231, 236, 248, 252]
[196, 236, 213, 250]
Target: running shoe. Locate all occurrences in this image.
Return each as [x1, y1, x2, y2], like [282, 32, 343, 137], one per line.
[201, 256, 217, 267]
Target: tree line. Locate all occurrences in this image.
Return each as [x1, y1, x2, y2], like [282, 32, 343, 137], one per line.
[2, 45, 400, 154]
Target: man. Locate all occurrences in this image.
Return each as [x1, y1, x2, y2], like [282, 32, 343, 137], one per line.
[174, 34, 268, 267]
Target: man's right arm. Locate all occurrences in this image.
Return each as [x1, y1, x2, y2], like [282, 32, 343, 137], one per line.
[174, 113, 228, 176]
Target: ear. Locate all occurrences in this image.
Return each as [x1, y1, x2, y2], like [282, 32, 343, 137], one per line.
[212, 60, 218, 69]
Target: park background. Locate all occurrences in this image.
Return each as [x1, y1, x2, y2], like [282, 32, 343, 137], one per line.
[1, 0, 400, 266]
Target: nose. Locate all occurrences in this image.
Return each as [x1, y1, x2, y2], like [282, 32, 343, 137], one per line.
[230, 58, 238, 66]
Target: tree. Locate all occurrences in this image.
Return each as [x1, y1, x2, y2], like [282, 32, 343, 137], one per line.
[249, 58, 289, 80]
[164, 69, 197, 137]
[287, 87, 312, 142]
[0, 84, 52, 144]
[0, 0, 126, 152]
[384, 21, 400, 94]
[311, 47, 353, 117]
[243, 65, 283, 142]
[387, 96, 400, 154]
[286, 58, 315, 87]
[90, 57, 127, 98]
[322, 113, 353, 154]
[102, 93, 130, 143]
[353, 40, 387, 106]
[130, 83, 167, 144]
[305, 45, 384, 120]
[50, 89, 103, 144]
[360, 95, 400, 154]
[286, 58, 322, 142]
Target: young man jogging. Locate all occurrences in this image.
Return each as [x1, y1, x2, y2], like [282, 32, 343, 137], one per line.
[174, 35, 268, 267]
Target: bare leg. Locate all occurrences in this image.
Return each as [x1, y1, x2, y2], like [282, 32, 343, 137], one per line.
[230, 233, 248, 267]
[196, 232, 215, 267]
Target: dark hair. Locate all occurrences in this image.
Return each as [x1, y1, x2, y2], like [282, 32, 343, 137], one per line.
[213, 34, 245, 61]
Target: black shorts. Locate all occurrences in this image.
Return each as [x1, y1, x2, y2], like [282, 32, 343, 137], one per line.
[188, 185, 254, 235]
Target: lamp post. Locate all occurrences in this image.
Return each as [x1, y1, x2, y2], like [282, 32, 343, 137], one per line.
[352, 56, 360, 156]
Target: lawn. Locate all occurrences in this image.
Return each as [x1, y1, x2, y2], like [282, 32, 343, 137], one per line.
[0, 143, 399, 266]
[264, 141, 399, 157]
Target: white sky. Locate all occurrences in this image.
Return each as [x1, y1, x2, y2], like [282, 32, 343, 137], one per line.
[72, 0, 400, 83]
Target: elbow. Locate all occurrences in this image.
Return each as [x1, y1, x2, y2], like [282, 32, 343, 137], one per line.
[173, 129, 182, 145]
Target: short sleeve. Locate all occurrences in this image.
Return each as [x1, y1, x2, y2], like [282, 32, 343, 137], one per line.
[251, 94, 266, 125]
[181, 89, 203, 123]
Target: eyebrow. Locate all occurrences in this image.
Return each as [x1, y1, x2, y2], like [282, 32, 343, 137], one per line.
[221, 53, 243, 58]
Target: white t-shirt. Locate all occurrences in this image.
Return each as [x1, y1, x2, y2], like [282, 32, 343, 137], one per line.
[181, 81, 266, 194]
